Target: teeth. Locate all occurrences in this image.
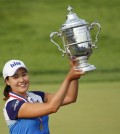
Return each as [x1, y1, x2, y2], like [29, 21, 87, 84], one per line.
[20, 84, 26, 87]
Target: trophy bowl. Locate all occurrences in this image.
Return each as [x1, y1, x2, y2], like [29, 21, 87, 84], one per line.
[50, 6, 101, 72]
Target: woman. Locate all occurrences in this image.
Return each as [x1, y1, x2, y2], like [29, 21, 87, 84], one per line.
[2, 59, 84, 134]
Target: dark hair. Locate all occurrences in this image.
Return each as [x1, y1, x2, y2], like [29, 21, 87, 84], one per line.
[3, 77, 12, 101]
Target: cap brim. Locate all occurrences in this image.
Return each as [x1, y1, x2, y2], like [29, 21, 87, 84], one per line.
[4, 66, 27, 79]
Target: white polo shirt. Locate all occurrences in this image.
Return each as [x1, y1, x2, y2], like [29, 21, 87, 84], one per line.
[3, 91, 50, 134]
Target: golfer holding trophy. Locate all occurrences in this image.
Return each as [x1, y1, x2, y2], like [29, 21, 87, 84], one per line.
[50, 6, 101, 72]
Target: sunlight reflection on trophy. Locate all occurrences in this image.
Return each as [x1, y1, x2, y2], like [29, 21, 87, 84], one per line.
[50, 6, 101, 72]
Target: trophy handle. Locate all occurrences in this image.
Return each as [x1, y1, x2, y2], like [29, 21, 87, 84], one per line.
[50, 32, 66, 56]
[89, 22, 101, 48]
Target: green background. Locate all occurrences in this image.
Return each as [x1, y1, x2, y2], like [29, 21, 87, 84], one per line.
[0, 0, 120, 134]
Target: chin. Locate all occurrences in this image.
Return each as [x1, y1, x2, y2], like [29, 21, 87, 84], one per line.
[19, 87, 28, 93]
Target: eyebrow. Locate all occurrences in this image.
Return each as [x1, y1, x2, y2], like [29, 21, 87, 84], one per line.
[13, 70, 28, 77]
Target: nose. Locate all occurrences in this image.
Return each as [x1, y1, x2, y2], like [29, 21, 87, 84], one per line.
[19, 76, 24, 82]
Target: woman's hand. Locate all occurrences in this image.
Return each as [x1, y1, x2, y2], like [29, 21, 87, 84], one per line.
[67, 58, 85, 81]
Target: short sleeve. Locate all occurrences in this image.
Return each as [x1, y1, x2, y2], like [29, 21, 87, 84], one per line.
[6, 99, 25, 120]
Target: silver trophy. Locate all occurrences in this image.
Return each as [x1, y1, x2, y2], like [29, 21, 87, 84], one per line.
[50, 6, 101, 72]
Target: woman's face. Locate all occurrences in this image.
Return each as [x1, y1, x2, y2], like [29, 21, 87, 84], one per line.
[6, 68, 29, 96]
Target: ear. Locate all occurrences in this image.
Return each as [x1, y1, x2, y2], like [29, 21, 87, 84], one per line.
[5, 79, 10, 86]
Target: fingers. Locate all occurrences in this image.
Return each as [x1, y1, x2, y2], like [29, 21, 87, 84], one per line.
[74, 68, 85, 75]
[67, 69, 85, 81]
[70, 68, 85, 80]
[75, 69, 85, 80]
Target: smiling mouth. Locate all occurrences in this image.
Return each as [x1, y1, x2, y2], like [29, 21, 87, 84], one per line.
[19, 83, 27, 87]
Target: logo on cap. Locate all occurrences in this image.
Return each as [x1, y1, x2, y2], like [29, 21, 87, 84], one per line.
[10, 62, 21, 68]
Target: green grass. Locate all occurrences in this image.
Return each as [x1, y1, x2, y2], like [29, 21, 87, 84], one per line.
[1, 82, 120, 134]
[0, 0, 120, 82]
[0, 0, 120, 133]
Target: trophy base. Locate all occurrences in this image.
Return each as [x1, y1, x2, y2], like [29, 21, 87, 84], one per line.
[76, 64, 96, 72]
[75, 56, 96, 72]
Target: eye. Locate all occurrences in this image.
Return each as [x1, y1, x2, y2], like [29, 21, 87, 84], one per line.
[12, 75, 19, 79]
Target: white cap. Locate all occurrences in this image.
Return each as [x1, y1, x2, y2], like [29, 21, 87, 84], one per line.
[2, 60, 27, 79]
